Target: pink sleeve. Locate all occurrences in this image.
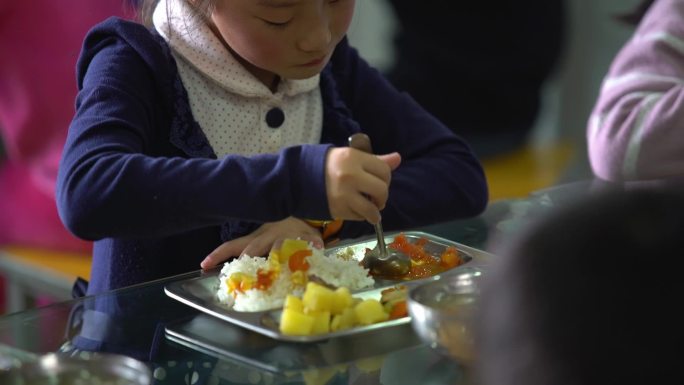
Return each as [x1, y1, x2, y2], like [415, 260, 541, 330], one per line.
[587, 0, 684, 181]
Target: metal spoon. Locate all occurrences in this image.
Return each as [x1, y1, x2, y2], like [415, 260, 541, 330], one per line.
[348, 133, 411, 277]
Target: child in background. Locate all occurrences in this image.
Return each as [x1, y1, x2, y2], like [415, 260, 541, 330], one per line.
[586, 0, 684, 182]
[56, 0, 488, 294]
[475, 187, 684, 385]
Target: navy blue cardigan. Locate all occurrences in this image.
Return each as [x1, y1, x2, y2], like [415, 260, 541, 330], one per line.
[57, 18, 488, 295]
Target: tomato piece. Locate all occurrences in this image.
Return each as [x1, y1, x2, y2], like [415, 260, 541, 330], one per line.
[389, 301, 408, 319]
[255, 268, 277, 290]
[288, 249, 312, 272]
[415, 237, 428, 247]
[440, 247, 461, 269]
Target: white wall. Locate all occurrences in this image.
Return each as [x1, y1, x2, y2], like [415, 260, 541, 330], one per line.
[346, 0, 397, 72]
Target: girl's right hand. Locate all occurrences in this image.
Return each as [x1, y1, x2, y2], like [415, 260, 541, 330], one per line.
[325, 147, 402, 224]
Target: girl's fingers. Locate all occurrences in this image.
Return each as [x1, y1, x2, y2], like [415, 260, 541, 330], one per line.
[361, 154, 393, 184]
[350, 193, 381, 224]
[299, 234, 324, 249]
[202, 218, 328, 270]
[272, 233, 324, 251]
[201, 236, 252, 270]
[360, 152, 401, 184]
[241, 236, 276, 259]
[377, 152, 402, 171]
[357, 173, 390, 210]
[329, 188, 382, 222]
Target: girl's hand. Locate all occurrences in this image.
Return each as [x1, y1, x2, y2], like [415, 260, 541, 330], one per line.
[325, 147, 402, 224]
[200, 217, 323, 270]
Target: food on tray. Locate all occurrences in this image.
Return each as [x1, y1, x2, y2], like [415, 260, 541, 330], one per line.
[382, 233, 466, 280]
[380, 285, 409, 319]
[217, 239, 374, 312]
[280, 282, 408, 336]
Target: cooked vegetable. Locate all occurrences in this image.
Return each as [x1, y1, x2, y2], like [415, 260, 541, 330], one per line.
[280, 308, 315, 335]
[302, 282, 336, 312]
[280, 282, 395, 336]
[354, 299, 389, 325]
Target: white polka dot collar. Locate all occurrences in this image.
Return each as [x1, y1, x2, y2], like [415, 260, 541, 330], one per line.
[152, 0, 319, 98]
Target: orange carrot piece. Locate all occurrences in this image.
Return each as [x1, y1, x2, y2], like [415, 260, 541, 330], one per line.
[389, 301, 408, 319]
[288, 249, 312, 272]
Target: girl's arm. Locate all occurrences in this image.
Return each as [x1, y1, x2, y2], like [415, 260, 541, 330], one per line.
[57, 27, 332, 241]
[588, 0, 684, 181]
[328, 39, 489, 238]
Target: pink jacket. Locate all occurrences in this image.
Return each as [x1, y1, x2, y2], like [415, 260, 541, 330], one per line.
[0, 1, 133, 251]
[588, 0, 684, 182]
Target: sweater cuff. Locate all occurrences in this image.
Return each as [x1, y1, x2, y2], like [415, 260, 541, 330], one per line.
[292, 143, 334, 220]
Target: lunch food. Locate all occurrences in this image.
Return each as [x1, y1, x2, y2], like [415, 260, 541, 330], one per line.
[215, 234, 461, 336]
[386, 233, 465, 280]
[217, 239, 374, 312]
[279, 282, 408, 336]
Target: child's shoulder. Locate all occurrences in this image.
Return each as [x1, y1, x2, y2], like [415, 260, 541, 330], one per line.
[85, 16, 164, 52]
[79, 16, 172, 73]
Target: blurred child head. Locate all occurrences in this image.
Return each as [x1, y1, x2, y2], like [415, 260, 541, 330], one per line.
[475, 187, 684, 385]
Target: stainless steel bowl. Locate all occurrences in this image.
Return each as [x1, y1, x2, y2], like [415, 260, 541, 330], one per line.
[407, 268, 483, 365]
[0, 352, 152, 385]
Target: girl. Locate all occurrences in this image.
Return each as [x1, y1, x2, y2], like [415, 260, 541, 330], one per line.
[587, 0, 684, 182]
[57, 0, 488, 295]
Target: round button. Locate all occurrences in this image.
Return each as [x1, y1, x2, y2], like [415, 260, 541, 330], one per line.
[265, 107, 285, 128]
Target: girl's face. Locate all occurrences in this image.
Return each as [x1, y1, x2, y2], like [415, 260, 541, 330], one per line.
[209, 0, 355, 88]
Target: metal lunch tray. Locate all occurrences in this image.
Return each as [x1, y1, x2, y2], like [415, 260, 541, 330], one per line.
[164, 231, 492, 343]
[165, 313, 424, 374]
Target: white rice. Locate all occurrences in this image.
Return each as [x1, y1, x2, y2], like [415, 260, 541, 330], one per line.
[216, 246, 374, 312]
[307, 252, 375, 289]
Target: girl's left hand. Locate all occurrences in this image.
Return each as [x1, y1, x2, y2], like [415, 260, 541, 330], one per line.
[200, 217, 324, 269]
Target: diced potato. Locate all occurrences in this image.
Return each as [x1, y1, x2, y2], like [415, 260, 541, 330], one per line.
[331, 287, 353, 315]
[354, 299, 389, 325]
[302, 282, 335, 312]
[330, 314, 342, 332]
[280, 308, 314, 335]
[342, 307, 357, 324]
[284, 294, 304, 312]
[310, 311, 331, 335]
[331, 309, 356, 332]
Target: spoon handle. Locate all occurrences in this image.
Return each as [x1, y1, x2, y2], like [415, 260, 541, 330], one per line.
[374, 221, 388, 255]
[348, 133, 389, 257]
[349, 132, 373, 153]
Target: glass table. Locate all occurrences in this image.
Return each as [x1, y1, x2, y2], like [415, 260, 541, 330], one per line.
[0, 181, 598, 385]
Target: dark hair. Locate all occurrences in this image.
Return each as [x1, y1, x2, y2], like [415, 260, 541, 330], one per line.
[137, 0, 214, 27]
[616, 0, 656, 25]
[475, 187, 684, 385]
